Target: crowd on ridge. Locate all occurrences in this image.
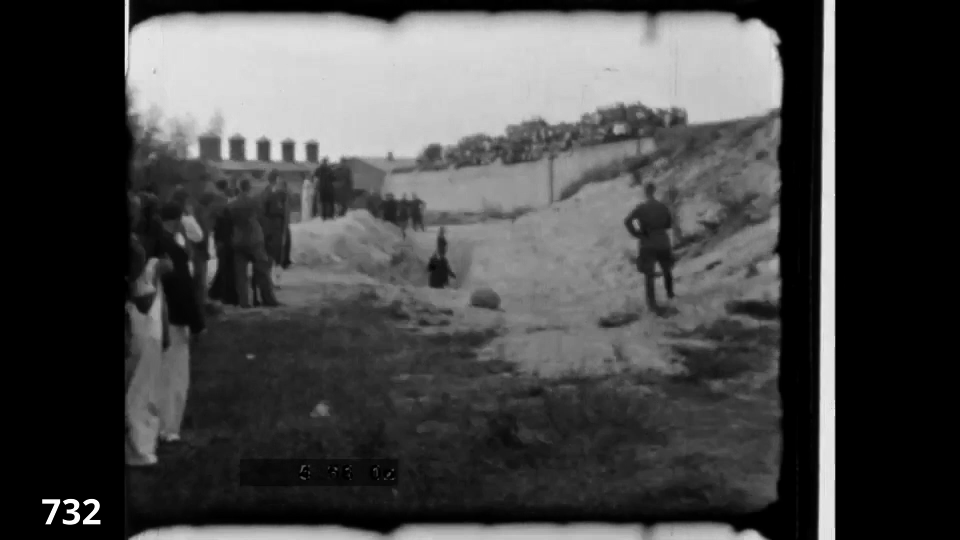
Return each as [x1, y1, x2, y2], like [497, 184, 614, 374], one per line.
[414, 102, 688, 170]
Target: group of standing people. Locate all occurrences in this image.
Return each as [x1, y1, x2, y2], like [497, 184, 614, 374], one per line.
[377, 192, 426, 238]
[126, 184, 207, 467]
[125, 168, 293, 467]
[300, 158, 354, 222]
[207, 171, 292, 308]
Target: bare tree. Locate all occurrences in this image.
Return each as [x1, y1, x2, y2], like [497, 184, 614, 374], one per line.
[207, 109, 225, 137]
[166, 115, 198, 159]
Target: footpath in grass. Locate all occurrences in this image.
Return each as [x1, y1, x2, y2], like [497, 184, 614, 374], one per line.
[128, 295, 779, 531]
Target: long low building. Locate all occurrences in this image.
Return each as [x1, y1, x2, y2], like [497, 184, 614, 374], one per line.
[196, 134, 415, 195]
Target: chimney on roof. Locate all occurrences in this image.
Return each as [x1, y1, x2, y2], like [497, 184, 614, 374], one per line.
[305, 141, 319, 163]
[228, 134, 246, 161]
[281, 139, 295, 163]
[198, 134, 222, 162]
[256, 137, 271, 162]
[387, 151, 394, 161]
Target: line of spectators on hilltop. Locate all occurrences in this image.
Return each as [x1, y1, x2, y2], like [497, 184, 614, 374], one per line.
[414, 103, 688, 171]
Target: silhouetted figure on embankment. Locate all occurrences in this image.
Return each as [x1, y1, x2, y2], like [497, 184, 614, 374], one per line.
[623, 182, 676, 314]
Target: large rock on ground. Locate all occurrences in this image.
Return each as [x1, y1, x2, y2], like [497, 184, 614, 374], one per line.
[470, 288, 502, 310]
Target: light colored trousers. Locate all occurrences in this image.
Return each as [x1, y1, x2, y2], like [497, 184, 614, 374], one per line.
[125, 283, 164, 465]
[125, 283, 192, 465]
[301, 183, 314, 222]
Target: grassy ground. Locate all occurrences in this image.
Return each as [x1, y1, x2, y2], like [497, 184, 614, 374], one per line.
[127, 295, 779, 532]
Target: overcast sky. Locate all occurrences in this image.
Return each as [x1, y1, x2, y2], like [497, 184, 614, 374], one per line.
[127, 12, 781, 160]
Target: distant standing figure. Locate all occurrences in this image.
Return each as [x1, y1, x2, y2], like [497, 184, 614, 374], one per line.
[382, 193, 400, 234]
[397, 193, 410, 236]
[301, 173, 315, 222]
[315, 158, 337, 221]
[410, 193, 426, 231]
[427, 251, 457, 289]
[623, 182, 676, 313]
[366, 192, 383, 219]
[436, 226, 448, 256]
[261, 170, 289, 288]
[205, 179, 237, 306]
[228, 178, 280, 308]
[335, 160, 354, 217]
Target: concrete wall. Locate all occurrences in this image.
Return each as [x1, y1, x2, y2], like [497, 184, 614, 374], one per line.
[382, 139, 643, 212]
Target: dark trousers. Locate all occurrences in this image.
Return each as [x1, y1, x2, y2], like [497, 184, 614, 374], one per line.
[233, 244, 278, 308]
[637, 246, 675, 308]
[411, 214, 425, 231]
[193, 255, 209, 308]
[320, 199, 336, 220]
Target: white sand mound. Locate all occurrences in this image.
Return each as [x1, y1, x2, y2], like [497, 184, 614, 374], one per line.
[435, 114, 782, 377]
[290, 210, 431, 285]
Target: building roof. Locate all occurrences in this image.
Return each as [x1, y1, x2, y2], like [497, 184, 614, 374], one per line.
[213, 160, 313, 173]
[281, 138, 295, 144]
[257, 136, 270, 142]
[305, 139, 318, 145]
[349, 156, 418, 173]
[229, 133, 245, 141]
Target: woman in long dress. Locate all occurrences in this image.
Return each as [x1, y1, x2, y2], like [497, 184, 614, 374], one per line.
[301, 173, 315, 222]
[154, 202, 205, 444]
[127, 196, 172, 466]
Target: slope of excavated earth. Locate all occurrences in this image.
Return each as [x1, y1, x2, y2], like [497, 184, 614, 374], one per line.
[217, 112, 780, 380]
[405, 112, 782, 378]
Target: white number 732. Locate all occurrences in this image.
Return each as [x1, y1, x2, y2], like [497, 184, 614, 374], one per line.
[42, 499, 101, 525]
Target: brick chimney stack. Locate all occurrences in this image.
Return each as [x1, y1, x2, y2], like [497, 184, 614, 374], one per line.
[281, 138, 295, 163]
[256, 137, 271, 162]
[198, 134, 222, 162]
[305, 140, 319, 163]
[228, 134, 246, 161]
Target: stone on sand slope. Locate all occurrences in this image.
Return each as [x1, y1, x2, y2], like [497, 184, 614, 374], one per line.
[470, 288, 502, 310]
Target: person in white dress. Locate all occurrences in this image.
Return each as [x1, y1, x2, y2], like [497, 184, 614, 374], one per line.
[126, 253, 170, 467]
[300, 173, 315, 223]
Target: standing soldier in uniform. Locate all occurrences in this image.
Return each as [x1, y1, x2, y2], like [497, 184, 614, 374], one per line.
[397, 193, 411, 238]
[410, 193, 426, 232]
[261, 170, 289, 288]
[229, 177, 280, 308]
[315, 158, 337, 220]
[623, 182, 676, 314]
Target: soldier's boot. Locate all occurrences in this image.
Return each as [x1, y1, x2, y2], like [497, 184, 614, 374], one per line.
[643, 273, 661, 313]
[663, 267, 676, 300]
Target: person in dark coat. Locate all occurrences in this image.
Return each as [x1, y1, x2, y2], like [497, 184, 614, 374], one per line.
[206, 180, 238, 306]
[366, 192, 383, 219]
[397, 193, 410, 238]
[335, 161, 354, 217]
[381, 193, 398, 225]
[156, 202, 206, 337]
[410, 193, 426, 231]
[436, 226, 448, 256]
[427, 251, 456, 289]
[315, 158, 337, 220]
[623, 182, 676, 313]
[228, 178, 280, 308]
[261, 170, 289, 287]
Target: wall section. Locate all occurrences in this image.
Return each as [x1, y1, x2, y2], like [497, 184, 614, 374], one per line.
[382, 139, 643, 212]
